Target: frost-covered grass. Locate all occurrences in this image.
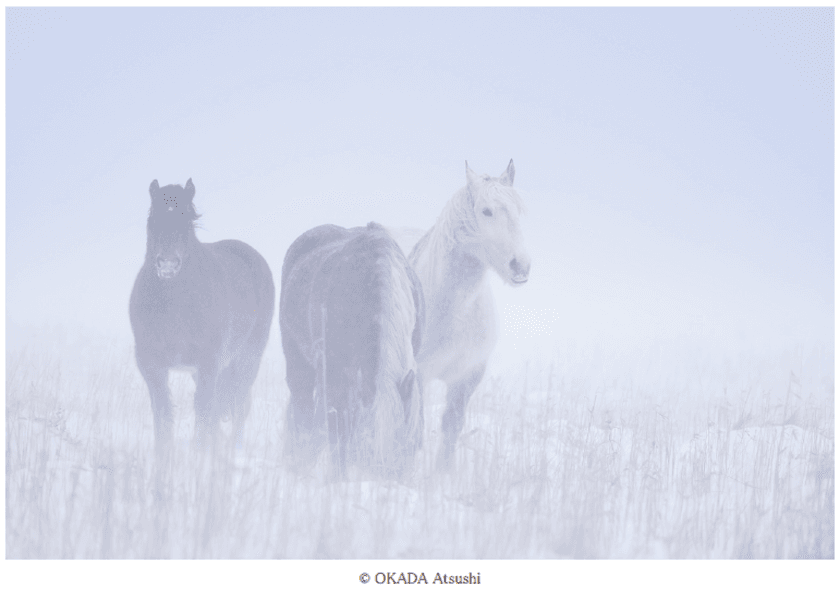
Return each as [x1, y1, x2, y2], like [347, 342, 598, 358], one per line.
[5, 328, 834, 558]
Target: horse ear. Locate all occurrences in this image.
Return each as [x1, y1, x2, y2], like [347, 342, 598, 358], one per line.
[465, 161, 480, 192]
[185, 178, 195, 200]
[149, 180, 159, 198]
[500, 159, 515, 186]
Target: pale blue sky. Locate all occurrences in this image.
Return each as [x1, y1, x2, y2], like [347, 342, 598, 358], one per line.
[6, 7, 834, 355]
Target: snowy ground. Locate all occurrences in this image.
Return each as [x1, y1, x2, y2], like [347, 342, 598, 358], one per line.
[5, 326, 834, 559]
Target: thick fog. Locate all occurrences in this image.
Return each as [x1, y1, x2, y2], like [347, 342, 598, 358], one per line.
[5, 7, 834, 564]
[7, 7, 832, 356]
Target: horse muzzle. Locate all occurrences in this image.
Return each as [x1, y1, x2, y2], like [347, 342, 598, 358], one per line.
[156, 255, 182, 279]
[509, 255, 530, 285]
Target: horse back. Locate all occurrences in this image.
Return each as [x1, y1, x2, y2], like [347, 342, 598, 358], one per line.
[280, 223, 422, 402]
[280, 224, 348, 293]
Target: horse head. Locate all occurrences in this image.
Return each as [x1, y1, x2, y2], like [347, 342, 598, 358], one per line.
[146, 178, 200, 280]
[464, 160, 531, 286]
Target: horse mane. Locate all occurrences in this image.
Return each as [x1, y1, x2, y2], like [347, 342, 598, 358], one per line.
[411, 177, 524, 291]
[367, 226, 422, 470]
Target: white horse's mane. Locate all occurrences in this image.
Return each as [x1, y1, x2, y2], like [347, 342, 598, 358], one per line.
[413, 176, 524, 291]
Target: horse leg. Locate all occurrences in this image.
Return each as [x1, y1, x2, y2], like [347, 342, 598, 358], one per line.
[399, 369, 423, 450]
[416, 373, 425, 450]
[194, 366, 222, 451]
[405, 371, 426, 478]
[229, 313, 271, 450]
[438, 364, 485, 471]
[137, 361, 173, 459]
[210, 364, 241, 450]
[227, 351, 262, 451]
[230, 368, 252, 452]
[327, 406, 348, 479]
[282, 337, 320, 463]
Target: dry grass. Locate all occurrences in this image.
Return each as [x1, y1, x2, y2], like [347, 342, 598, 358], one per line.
[5, 329, 834, 558]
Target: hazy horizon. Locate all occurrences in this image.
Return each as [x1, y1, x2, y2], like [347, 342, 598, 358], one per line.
[6, 7, 834, 364]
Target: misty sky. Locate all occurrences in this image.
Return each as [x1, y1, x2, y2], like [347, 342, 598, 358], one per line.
[5, 7, 834, 358]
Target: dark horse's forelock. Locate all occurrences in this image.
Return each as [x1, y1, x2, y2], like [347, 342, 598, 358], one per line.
[148, 182, 202, 229]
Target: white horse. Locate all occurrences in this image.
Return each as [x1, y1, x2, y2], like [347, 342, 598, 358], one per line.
[409, 160, 530, 469]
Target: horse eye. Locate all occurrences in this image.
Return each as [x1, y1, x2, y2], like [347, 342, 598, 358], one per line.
[482, 208, 493, 217]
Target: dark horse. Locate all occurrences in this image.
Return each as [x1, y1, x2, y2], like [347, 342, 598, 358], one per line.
[280, 222, 425, 478]
[130, 179, 275, 455]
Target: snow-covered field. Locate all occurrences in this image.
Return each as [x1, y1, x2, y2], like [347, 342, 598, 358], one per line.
[5, 326, 833, 559]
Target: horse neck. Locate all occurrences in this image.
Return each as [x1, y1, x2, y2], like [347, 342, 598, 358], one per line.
[441, 244, 488, 298]
[416, 190, 488, 303]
